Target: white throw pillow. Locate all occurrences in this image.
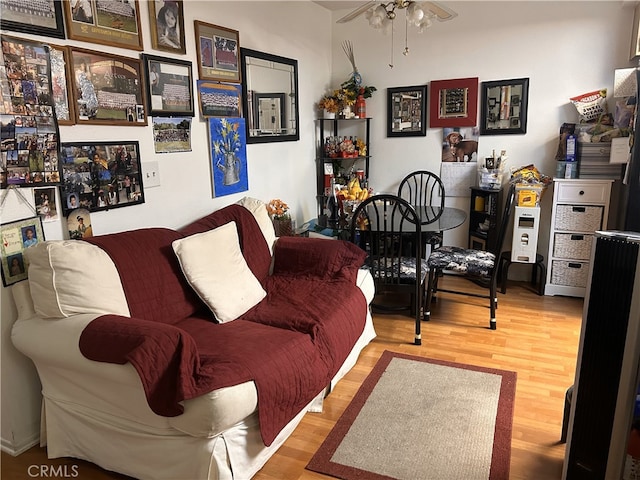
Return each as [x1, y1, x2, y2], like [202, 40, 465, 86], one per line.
[235, 196, 276, 253]
[25, 240, 130, 319]
[172, 221, 266, 323]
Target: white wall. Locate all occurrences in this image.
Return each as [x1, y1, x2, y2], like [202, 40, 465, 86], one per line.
[327, 1, 636, 252]
[1, 0, 332, 454]
[1, 0, 636, 455]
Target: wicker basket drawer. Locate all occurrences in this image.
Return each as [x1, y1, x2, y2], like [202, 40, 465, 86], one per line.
[551, 260, 590, 287]
[553, 233, 594, 260]
[555, 205, 603, 231]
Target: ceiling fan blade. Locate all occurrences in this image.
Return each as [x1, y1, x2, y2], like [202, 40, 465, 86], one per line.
[336, 1, 378, 23]
[423, 1, 458, 21]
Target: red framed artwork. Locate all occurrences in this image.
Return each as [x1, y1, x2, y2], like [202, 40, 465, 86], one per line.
[429, 77, 479, 128]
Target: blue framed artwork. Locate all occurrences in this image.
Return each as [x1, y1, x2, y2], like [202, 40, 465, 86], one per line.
[209, 117, 248, 197]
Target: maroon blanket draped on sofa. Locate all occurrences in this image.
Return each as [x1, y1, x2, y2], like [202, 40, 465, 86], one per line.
[79, 206, 369, 445]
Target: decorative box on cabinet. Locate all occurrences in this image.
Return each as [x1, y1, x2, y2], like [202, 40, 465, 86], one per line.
[545, 178, 613, 297]
[315, 117, 371, 220]
[468, 186, 502, 252]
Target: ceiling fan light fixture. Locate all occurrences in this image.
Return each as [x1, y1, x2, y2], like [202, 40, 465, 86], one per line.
[406, 2, 424, 25]
[417, 14, 433, 32]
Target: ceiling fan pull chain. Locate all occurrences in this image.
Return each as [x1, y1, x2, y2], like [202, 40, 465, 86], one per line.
[404, 13, 409, 56]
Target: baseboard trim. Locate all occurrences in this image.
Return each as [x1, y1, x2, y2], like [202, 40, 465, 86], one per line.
[1, 433, 39, 457]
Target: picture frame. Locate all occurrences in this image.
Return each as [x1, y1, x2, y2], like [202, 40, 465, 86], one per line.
[63, 0, 143, 51]
[194, 20, 240, 83]
[142, 54, 194, 117]
[0, 0, 65, 39]
[1, 216, 44, 286]
[60, 141, 144, 215]
[48, 44, 76, 125]
[1, 34, 62, 188]
[148, 0, 186, 54]
[209, 117, 248, 197]
[70, 48, 147, 126]
[429, 77, 479, 128]
[197, 81, 242, 118]
[631, 3, 640, 61]
[480, 78, 529, 135]
[387, 85, 427, 137]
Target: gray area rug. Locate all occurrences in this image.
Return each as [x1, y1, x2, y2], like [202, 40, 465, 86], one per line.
[306, 350, 516, 480]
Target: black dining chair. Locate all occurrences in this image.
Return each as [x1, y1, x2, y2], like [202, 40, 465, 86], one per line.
[398, 170, 446, 250]
[349, 194, 427, 345]
[424, 184, 516, 330]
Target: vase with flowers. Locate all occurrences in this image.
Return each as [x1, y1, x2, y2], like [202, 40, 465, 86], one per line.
[318, 95, 339, 119]
[267, 198, 293, 236]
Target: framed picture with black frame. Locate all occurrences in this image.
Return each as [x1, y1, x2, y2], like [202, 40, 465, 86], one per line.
[480, 77, 529, 135]
[59, 141, 144, 215]
[142, 54, 194, 117]
[387, 85, 427, 137]
[0, 0, 65, 39]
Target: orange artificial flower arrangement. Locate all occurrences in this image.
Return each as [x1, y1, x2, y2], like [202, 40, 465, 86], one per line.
[267, 199, 290, 220]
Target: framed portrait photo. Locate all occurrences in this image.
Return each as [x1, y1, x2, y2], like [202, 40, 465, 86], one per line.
[1, 216, 44, 286]
[0, 0, 65, 39]
[148, 0, 186, 54]
[63, 0, 143, 51]
[387, 85, 427, 137]
[194, 20, 240, 83]
[429, 77, 479, 128]
[480, 78, 529, 135]
[143, 54, 194, 117]
[60, 141, 144, 215]
[70, 47, 147, 126]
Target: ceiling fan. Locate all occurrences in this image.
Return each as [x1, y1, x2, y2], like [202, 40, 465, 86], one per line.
[336, 1, 458, 25]
[335, 1, 458, 68]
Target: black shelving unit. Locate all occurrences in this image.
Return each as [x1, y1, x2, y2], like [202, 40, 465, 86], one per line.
[316, 117, 371, 219]
[468, 186, 503, 251]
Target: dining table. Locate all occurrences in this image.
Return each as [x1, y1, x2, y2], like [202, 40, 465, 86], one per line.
[305, 205, 467, 240]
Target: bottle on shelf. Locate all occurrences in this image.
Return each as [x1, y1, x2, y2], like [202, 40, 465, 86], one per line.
[326, 175, 339, 225]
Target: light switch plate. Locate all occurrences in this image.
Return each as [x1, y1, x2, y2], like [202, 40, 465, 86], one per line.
[143, 161, 161, 188]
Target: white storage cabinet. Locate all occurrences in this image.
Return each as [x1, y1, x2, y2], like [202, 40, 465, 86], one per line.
[545, 178, 613, 297]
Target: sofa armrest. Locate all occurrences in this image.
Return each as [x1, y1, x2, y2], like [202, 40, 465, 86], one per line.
[271, 237, 366, 283]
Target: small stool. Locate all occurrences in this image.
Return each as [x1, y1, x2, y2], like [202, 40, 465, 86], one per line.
[498, 251, 546, 296]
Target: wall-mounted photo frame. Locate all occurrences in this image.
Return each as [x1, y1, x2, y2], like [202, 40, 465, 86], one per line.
[429, 77, 479, 128]
[60, 141, 144, 215]
[0, 0, 65, 39]
[194, 20, 240, 83]
[1, 34, 62, 188]
[142, 54, 194, 117]
[49, 44, 76, 125]
[387, 85, 427, 137]
[70, 48, 147, 126]
[63, 0, 143, 51]
[480, 78, 529, 135]
[148, 0, 186, 54]
[631, 3, 640, 61]
[197, 81, 241, 118]
[1, 216, 44, 286]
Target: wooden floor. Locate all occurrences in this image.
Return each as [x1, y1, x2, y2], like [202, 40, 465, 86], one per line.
[2, 277, 584, 480]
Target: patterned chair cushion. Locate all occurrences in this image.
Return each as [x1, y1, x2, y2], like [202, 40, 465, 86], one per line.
[427, 246, 496, 277]
[366, 257, 429, 283]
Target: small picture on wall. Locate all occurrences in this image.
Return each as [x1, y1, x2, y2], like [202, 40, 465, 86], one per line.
[153, 117, 192, 153]
[67, 208, 92, 240]
[1, 216, 44, 286]
[442, 127, 479, 162]
[35, 186, 58, 222]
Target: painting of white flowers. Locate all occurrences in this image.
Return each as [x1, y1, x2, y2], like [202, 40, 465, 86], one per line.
[209, 117, 248, 197]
